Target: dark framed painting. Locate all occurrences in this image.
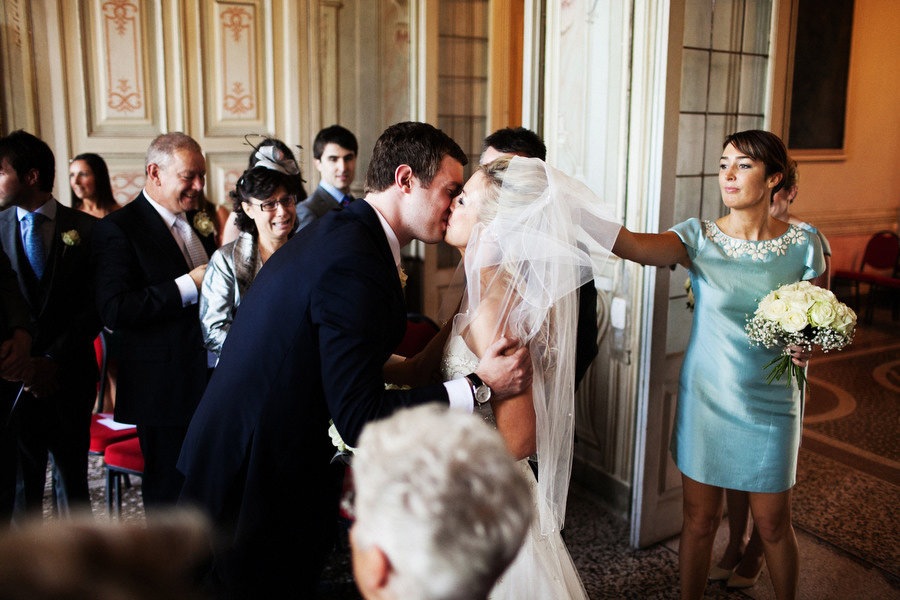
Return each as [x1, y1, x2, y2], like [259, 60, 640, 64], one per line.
[787, 0, 854, 156]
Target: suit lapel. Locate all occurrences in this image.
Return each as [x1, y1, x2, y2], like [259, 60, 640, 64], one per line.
[185, 209, 217, 259]
[133, 194, 192, 272]
[33, 201, 67, 314]
[0, 208, 23, 278]
[345, 200, 397, 274]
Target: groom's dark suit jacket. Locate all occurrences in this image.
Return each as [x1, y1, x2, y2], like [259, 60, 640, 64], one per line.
[178, 199, 449, 597]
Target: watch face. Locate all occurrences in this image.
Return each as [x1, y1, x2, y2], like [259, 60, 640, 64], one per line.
[475, 385, 491, 404]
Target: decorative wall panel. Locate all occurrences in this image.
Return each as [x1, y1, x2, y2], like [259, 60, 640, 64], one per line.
[207, 154, 248, 209]
[202, 1, 267, 135]
[106, 159, 145, 205]
[84, 0, 159, 133]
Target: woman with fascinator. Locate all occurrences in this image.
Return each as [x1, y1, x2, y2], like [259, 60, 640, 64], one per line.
[386, 156, 621, 598]
[199, 154, 300, 361]
[218, 136, 307, 246]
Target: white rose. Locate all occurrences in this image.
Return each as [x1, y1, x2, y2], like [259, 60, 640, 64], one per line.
[779, 307, 809, 333]
[783, 290, 815, 313]
[761, 297, 790, 321]
[328, 422, 355, 453]
[832, 304, 857, 335]
[808, 300, 837, 328]
[808, 286, 833, 303]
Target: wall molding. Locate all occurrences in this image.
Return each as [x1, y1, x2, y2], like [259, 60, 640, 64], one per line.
[804, 208, 898, 237]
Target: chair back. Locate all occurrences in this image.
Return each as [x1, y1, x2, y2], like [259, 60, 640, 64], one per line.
[860, 230, 900, 272]
[94, 331, 108, 413]
[395, 313, 441, 357]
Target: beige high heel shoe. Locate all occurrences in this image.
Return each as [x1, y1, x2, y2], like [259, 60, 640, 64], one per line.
[708, 565, 733, 581]
[726, 569, 761, 588]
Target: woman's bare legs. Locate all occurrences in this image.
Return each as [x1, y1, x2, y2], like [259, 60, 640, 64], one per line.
[714, 489, 751, 571]
[679, 475, 724, 599]
[749, 489, 799, 600]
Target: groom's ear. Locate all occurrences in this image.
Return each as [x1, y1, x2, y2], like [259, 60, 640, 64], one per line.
[394, 164, 413, 193]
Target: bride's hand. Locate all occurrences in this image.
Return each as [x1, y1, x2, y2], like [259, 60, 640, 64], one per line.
[475, 337, 532, 400]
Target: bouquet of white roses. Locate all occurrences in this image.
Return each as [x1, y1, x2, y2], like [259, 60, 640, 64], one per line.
[328, 383, 411, 465]
[745, 281, 856, 387]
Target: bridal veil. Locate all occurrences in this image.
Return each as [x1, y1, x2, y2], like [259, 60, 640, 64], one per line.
[449, 156, 621, 535]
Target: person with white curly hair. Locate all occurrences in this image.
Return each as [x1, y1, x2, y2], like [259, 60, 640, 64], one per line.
[349, 404, 533, 600]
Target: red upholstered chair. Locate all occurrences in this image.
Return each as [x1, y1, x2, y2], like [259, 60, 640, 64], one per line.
[89, 413, 137, 458]
[394, 313, 441, 357]
[89, 330, 136, 462]
[93, 332, 107, 412]
[103, 436, 144, 518]
[834, 230, 900, 322]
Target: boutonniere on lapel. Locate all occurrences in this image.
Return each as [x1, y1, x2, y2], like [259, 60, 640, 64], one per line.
[61, 230, 81, 247]
[193, 211, 216, 237]
[397, 265, 407, 289]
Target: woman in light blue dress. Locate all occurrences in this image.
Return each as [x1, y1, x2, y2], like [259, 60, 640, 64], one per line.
[712, 157, 834, 589]
[612, 130, 825, 600]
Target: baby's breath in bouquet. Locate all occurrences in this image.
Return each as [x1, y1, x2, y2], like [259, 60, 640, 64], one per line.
[745, 281, 856, 388]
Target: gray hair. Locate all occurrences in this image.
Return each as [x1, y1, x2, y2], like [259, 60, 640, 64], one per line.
[146, 132, 202, 170]
[351, 404, 533, 600]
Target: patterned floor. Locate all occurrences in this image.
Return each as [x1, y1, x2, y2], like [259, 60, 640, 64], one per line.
[53, 307, 900, 599]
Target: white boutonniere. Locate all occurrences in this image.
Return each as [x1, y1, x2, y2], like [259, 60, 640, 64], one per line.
[398, 265, 407, 289]
[193, 212, 215, 237]
[61, 230, 81, 246]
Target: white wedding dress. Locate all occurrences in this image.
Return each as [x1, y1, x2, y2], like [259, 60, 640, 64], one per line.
[441, 335, 588, 600]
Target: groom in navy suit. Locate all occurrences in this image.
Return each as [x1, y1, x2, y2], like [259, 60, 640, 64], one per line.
[178, 122, 533, 598]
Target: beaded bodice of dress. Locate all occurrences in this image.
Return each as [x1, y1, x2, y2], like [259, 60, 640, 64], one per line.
[441, 335, 497, 427]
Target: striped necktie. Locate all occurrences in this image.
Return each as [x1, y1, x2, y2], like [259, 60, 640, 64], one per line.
[174, 215, 208, 269]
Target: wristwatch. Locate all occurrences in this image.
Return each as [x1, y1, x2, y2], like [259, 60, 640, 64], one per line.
[465, 372, 492, 406]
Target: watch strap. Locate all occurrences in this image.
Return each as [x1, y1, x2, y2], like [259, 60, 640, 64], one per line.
[466, 372, 485, 388]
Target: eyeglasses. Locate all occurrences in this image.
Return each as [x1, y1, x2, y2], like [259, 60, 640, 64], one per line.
[248, 195, 297, 212]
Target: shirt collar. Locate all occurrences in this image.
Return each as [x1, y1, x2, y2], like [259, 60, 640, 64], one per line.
[319, 181, 346, 203]
[143, 189, 180, 228]
[16, 197, 57, 222]
[367, 201, 401, 267]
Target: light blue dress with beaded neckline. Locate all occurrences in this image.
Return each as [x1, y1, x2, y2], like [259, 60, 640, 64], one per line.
[670, 218, 825, 493]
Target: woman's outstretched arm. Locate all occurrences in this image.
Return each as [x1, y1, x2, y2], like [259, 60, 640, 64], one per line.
[613, 229, 689, 268]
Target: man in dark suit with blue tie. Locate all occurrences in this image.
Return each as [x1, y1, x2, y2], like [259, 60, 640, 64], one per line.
[0, 130, 101, 516]
[93, 132, 216, 514]
[295, 124, 359, 230]
[0, 246, 33, 525]
[178, 122, 533, 598]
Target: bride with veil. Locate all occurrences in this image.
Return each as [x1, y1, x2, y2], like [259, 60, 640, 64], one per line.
[387, 155, 620, 598]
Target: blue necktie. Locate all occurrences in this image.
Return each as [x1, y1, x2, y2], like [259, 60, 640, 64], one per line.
[340, 195, 352, 208]
[22, 212, 47, 279]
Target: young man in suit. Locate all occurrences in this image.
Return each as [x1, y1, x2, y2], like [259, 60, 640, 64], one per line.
[481, 126, 599, 390]
[178, 121, 533, 598]
[92, 132, 216, 514]
[295, 124, 359, 230]
[0, 247, 33, 524]
[0, 130, 101, 516]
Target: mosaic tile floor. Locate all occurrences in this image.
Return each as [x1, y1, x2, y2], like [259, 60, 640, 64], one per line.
[47, 307, 900, 599]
